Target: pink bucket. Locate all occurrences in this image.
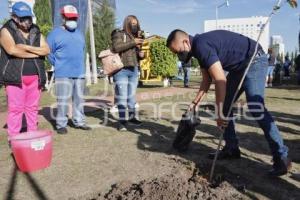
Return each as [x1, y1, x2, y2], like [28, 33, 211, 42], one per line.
[10, 130, 53, 173]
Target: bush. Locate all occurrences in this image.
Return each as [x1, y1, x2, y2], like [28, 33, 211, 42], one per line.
[191, 58, 199, 68]
[34, 0, 53, 71]
[294, 54, 300, 71]
[150, 39, 177, 78]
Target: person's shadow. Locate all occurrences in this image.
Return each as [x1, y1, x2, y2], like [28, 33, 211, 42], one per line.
[59, 103, 300, 199]
[4, 154, 49, 200]
[119, 107, 300, 200]
[38, 99, 112, 130]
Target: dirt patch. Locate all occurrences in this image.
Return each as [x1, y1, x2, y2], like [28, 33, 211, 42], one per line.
[83, 164, 249, 200]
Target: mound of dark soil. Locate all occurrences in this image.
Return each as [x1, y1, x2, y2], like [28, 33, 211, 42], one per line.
[87, 168, 248, 200]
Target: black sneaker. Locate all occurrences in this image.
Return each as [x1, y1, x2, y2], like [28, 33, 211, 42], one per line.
[57, 127, 68, 134]
[75, 125, 92, 131]
[118, 121, 127, 132]
[269, 157, 291, 177]
[208, 147, 241, 160]
[128, 117, 142, 126]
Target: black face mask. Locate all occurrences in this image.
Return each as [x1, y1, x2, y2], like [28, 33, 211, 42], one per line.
[130, 24, 138, 35]
[16, 16, 33, 31]
[178, 51, 192, 63]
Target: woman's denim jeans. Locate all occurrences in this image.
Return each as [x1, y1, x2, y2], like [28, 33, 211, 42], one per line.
[113, 67, 138, 122]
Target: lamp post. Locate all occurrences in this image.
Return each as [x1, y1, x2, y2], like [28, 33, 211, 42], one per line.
[298, 13, 300, 51]
[215, 0, 230, 29]
[88, 0, 98, 84]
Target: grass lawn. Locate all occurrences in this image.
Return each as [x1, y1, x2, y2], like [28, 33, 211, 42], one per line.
[0, 77, 299, 199]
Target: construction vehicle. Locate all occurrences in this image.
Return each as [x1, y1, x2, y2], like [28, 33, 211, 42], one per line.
[139, 35, 164, 86]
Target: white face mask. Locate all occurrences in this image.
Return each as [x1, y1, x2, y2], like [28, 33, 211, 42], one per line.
[65, 20, 77, 31]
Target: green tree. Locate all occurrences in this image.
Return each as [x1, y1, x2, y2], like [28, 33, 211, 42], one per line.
[295, 54, 300, 71]
[191, 58, 199, 68]
[33, 0, 52, 36]
[280, 53, 284, 63]
[150, 39, 177, 78]
[87, 0, 116, 58]
[33, 0, 53, 70]
[291, 51, 295, 71]
[0, 18, 9, 26]
[285, 52, 290, 59]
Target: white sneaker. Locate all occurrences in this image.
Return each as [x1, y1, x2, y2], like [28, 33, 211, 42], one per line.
[268, 83, 273, 87]
[265, 83, 268, 88]
[110, 105, 118, 113]
[135, 103, 140, 109]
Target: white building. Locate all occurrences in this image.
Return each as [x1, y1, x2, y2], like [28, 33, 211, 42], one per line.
[270, 35, 285, 58]
[204, 16, 270, 52]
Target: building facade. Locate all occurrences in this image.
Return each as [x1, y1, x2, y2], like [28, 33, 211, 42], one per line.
[204, 16, 270, 52]
[270, 35, 285, 59]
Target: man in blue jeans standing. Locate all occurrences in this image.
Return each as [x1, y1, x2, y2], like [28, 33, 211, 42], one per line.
[182, 59, 191, 87]
[47, 5, 91, 134]
[167, 29, 291, 176]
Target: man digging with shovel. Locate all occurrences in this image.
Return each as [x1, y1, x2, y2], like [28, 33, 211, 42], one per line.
[166, 29, 291, 177]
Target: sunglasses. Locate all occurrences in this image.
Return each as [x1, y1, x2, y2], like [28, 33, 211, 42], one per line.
[19, 17, 33, 23]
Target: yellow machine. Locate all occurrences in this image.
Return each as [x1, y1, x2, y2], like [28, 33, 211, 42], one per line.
[139, 35, 164, 85]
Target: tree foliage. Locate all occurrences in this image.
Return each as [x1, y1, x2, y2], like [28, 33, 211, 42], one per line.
[0, 18, 9, 26]
[33, 0, 52, 36]
[150, 39, 177, 78]
[33, 0, 53, 70]
[191, 58, 199, 68]
[295, 54, 300, 71]
[285, 52, 290, 59]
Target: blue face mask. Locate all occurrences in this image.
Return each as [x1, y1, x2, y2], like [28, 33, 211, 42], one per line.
[65, 20, 77, 31]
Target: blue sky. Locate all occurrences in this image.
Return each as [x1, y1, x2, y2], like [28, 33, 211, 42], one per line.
[115, 0, 300, 53]
[1, 0, 299, 52]
[0, 0, 9, 20]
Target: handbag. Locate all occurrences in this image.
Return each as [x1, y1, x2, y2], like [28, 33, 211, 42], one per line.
[98, 49, 124, 76]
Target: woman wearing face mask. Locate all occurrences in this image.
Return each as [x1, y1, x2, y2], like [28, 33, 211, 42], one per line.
[111, 15, 145, 131]
[0, 1, 50, 140]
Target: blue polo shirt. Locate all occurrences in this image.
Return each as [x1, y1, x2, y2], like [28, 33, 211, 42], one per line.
[191, 30, 263, 72]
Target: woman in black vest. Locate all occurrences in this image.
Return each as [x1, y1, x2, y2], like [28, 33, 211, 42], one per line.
[0, 2, 49, 140]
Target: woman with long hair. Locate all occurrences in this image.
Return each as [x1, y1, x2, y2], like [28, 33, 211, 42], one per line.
[111, 15, 144, 131]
